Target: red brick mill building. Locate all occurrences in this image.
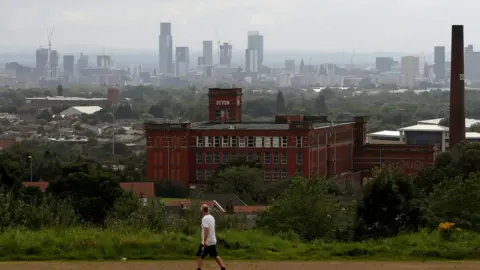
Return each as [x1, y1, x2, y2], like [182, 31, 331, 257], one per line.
[145, 88, 437, 191]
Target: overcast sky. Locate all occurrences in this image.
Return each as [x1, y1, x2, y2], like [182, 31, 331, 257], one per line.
[0, 0, 478, 53]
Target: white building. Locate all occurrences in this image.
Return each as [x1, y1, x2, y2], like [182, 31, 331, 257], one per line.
[60, 106, 102, 117]
[400, 56, 420, 88]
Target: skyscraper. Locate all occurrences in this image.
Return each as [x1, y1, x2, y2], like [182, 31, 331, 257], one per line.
[247, 31, 264, 68]
[434, 46, 446, 80]
[401, 56, 420, 88]
[63, 55, 75, 74]
[203, 41, 213, 67]
[175, 46, 189, 77]
[219, 42, 232, 67]
[77, 53, 89, 75]
[35, 48, 48, 76]
[159, 22, 173, 75]
[245, 49, 258, 73]
[375, 57, 394, 72]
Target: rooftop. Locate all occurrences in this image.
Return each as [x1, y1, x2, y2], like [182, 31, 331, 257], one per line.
[417, 118, 480, 128]
[26, 96, 108, 101]
[190, 122, 337, 130]
[399, 124, 449, 132]
[367, 130, 400, 138]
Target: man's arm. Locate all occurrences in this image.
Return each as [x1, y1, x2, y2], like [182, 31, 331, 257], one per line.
[203, 227, 209, 246]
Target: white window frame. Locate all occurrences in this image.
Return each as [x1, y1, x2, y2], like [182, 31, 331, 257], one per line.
[281, 136, 287, 148]
[230, 136, 237, 147]
[272, 137, 280, 148]
[204, 136, 210, 147]
[214, 136, 220, 147]
[264, 137, 271, 148]
[255, 136, 263, 148]
[296, 136, 303, 147]
[196, 136, 203, 147]
[239, 136, 246, 147]
[222, 136, 229, 147]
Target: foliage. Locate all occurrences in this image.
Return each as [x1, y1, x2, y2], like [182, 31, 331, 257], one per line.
[155, 180, 189, 198]
[257, 176, 354, 241]
[209, 166, 264, 204]
[354, 168, 425, 240]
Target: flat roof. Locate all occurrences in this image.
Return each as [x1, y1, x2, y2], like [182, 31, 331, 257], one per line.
[190, 122, 346, 130]
[367, 130, 400, 138]
[418, 118, 480, 128]
[26, 96, 108, 101]
[399, 124, 449, 132]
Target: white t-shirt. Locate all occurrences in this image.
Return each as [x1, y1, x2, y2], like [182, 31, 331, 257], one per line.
[201, 214, 217, 246]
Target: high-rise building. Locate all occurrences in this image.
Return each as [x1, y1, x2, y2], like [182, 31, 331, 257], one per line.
[35, 48, 48, 76]
[247, 31, 264, 68]
[401, 56, 420, 88]
[464, 44, 480, 81]
[97, 55, 111, 69]
[285, 60, 295, 73]
[434, 46, 446, 80]
[63, 55, 75, 74]
[375, 57, 394, 72]
[203, 41, 213, 67]
[219, 42, 232, 67]
[245, 49, 258, 73]
[77, 53, 89, 75]
[159, 22, 173, 75]
[175, 46, 189, 77]
[49, 50, 59, 77]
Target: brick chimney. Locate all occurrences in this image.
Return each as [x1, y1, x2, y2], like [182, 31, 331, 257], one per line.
[353, 116, 366, 147]
[449, 25, 465, 149]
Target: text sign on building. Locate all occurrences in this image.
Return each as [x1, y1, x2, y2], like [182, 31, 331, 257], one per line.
[169, 124, 182, 129]
[216, 100, 230, 105]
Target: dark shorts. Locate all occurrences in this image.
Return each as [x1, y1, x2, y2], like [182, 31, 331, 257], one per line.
[195, 244, 218, 259]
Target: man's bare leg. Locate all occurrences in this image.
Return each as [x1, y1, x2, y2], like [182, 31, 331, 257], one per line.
[215, 256, 226, 269]
[196, 257, 203, 269]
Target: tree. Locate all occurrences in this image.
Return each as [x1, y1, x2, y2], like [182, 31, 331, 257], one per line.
[275, 91, 286, 113]
[314, 94, 328, 114]
[208, 166, 264, 204]
[36, 109, 53, 122]
[354, 168, 425, 240]
[47, 163, 123, 224]
[427, 173, 480, 231]
[148, 104, 164, 118]
[257, 176, 353, 241]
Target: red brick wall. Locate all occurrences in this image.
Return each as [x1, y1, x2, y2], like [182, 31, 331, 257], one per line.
[23, 182, 155, 198]
[0, 138, 16, 150]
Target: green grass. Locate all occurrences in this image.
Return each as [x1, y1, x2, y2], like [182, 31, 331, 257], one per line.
[0, 228, 480, 261]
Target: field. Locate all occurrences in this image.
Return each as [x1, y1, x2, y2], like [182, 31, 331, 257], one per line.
[2, 261, 480, 270]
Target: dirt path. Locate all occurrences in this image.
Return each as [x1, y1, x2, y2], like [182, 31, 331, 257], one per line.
[1, 261, 480, 270]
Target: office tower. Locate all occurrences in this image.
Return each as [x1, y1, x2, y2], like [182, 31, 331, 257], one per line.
[245, 49, 259, 73]
[203, 41, 213, 67]
[198, 56, 204, 67]
[35, 48, 48, 76]
[175, 46, 189, 76]
[247, 31, 264, 68]
[97, 55, 111, 69]
[401, 56, 420, 88]
[285, 60, 295, 73]
[219, 42, 232, 67]
[49, 50, 59, 77]
[63, 55, 75, 74]
[464, 44, 480, 81]
[159, 22, 173, 75]
[77, 53, 89, 74]
[434, 46, 446, 80]
[375, 57, 394, 72]
[449, 25, 465, 149]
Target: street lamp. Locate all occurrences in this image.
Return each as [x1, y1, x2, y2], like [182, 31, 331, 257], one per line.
[27, 156, 33, 182]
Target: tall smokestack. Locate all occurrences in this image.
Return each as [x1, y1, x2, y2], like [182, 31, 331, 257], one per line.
[449, 25, 465, 150]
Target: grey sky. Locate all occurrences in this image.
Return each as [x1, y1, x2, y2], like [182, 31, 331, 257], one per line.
[0, 0, 477, 52]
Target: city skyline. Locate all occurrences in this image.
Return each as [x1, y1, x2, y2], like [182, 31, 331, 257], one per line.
[1, 0, 479, 52]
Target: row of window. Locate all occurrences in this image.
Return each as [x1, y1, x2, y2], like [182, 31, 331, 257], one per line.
[196, 151, 303, 165]
[196, 136, 304, 148]
[195, 168, 303, 181]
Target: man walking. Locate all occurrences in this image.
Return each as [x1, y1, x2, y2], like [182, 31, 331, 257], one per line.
[196, 204, 226, 270]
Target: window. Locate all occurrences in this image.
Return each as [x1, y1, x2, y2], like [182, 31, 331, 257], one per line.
[222, 152, 229, 163]
[272, 137, 280, 148]
[281, 136, 288, 148]
[281, 168, 287, 180]
[205, 152, 212, 164]
[247, 136, 254, 147]
[222, 136, 229, 147]
[273, 152, 279, 164]
[264, 137, 271, 147]
[264, 168, 271, 181]
[214, 136, 220, 147]
[256, 152, 262, 161]
[196, 136, 203, 147]
[230, 136, 237, 147]
[196, 169, 204, 181]
[204, 136, 210, 147]
[296, 152, 303, 165]
[214, 152, 220, 164]
[196, 152, 203, 164]
[296, 169, 303, 176]
[247, 152, 253, 161]
[264, 152, 271, 164]
[205, 169, 212, 180]
[273, 168, 279, 181]
[281, 152, 287, 164]
[296, 136, 303, 147]
[255, 136, 263, 148]
[239, 136, 246, 147]
[230, 152, 237, 160]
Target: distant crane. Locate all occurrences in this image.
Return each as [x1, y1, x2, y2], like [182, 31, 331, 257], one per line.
[46, 26, 54, 78]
